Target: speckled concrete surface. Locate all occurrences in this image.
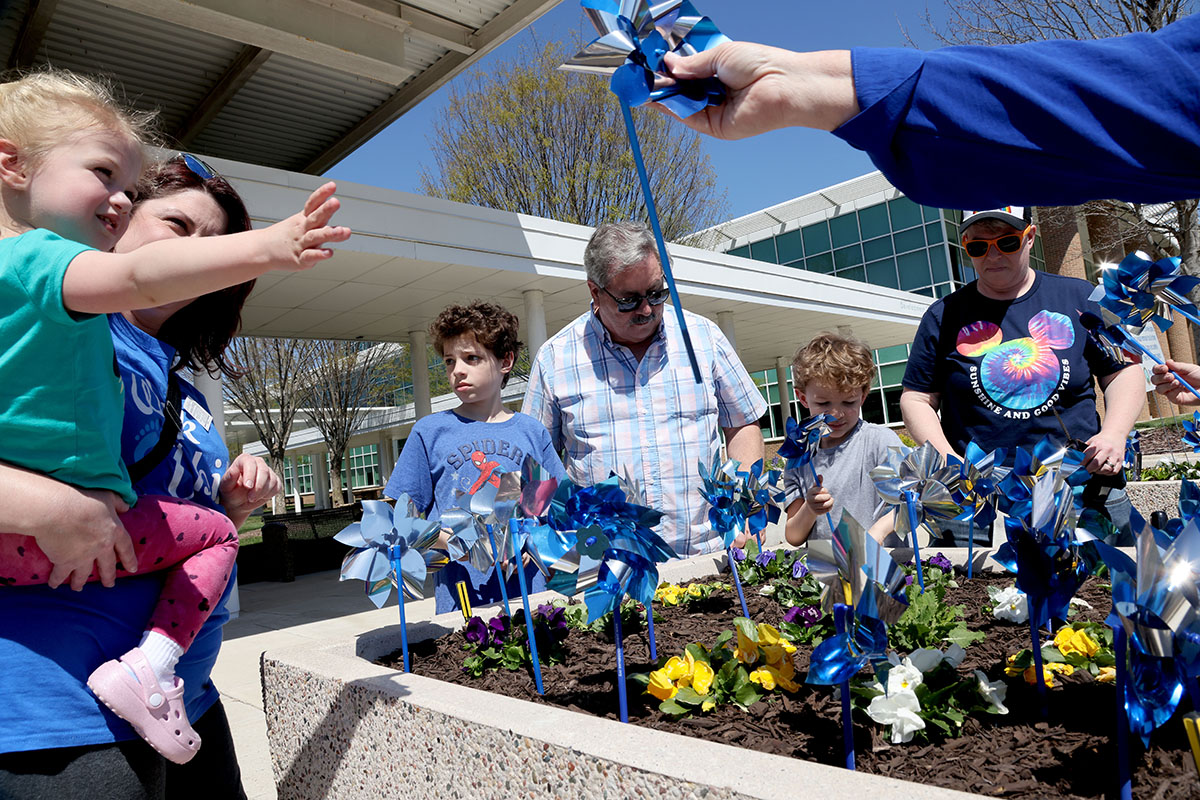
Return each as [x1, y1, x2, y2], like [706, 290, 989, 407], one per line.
[1126, 480, 1181, 520]
[263, 551, 991, 800]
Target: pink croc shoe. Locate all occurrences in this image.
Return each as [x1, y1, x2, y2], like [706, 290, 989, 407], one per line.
[87, 648, 201, 764]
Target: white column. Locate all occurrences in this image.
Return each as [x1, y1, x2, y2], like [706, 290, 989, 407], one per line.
[377, 432, 395, 485]
[191, 370, 225, 443]
[523, 289, 548, 358]
[409, 330, 432, 420]
[775, 356, 793, 420]
[312, 449, 331, 510]
[717, 311, 737, 351]
[289, 454, 302, 512]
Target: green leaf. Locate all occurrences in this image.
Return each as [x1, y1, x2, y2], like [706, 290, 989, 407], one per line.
[734, 617, 758, 640]
[686, 642, 711, 664]
[945, 626, 985, 648]
[628, 672, 650, 688]
[673, 687, 706, 706]
[658, 698, 690, 717]
[733, 680, 763, 708]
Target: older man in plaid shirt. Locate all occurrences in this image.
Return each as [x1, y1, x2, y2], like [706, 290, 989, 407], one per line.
[522, 221, 767, 557]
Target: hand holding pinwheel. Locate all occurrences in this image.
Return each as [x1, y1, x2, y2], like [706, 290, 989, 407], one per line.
[334, 496, 447, 671]
[778, 414, 839, 535]
[561, 1, 732, 383]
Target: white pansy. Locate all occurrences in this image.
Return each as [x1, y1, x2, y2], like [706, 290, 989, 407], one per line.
[991, 585, 1029, 623]
[944, 643, 967, 668]
[906, 648, 944, 674]
[1069, 596, 1093, 610]
[886, 661, 924, 695]
[758, 585, 776, 596]
[974, 670, 1009, 715]
[866, 688, 926, 743]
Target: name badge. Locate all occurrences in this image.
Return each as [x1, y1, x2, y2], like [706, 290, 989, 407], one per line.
[183, 395, 213, 431]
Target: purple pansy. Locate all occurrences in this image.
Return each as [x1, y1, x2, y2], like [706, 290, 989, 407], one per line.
[464, 616, 489, 646]
[783, 605, 822, 627]
[792, 559, 809, 579]
[755, 549, 777, 567]
[730, 547, 747, 562]
[488, 614, 510, 642]
[905, 574, 915, 586]
[928, 552, 953, 572]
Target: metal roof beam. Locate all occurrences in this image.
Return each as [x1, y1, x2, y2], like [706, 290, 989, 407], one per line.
[318, 0, 476, 55]
[101, 0, 415, 85]
[7, 0, 59, 69]
[174, 45, 272, 148]
[304, 0, 560, 172]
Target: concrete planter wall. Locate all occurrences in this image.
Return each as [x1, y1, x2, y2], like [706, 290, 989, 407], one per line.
[261, 550, 1032, 800]
[1125, 480, 1181, 519]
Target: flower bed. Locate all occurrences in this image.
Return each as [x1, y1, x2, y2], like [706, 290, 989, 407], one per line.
[381, 553, 1194, 800]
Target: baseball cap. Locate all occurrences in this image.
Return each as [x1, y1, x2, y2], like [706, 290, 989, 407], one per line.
[959, 206, 1029, 237]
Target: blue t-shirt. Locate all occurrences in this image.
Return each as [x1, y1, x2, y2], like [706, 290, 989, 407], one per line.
[903, 271, 1126, 459]
[383, 410, 565, 613]
[0, 314, 235, 753]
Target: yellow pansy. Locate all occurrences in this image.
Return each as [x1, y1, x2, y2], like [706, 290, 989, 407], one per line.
[1097, 667, 1117, 683]
[757, 623, 797, 663]
[677, 650, 696, 688]
[1046, 662, 1075, 677]
[692, 661, 715, 695]
[735, 627, 760, 665]
[647, 668, 677, 700]
[748, 667, 777, 691]
[655, 584, 684, 607]
[662, 655, 690, 682]
[686, 583, 704, 597]
[1004, 654, 1025, 677]
[701, 698, 717, 712]
[1054, 627, 1100, 659]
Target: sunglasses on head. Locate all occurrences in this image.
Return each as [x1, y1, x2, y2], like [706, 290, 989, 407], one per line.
[961, 224, 1032, 258]
[599, 283, 671, 313]
[178, 153, 220, 181]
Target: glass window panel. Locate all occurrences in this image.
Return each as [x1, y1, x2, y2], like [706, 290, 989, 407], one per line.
[888, 196, 924, 230]
[935, 283, 953, 298]
[802, 221, 831, 255]
[892, 227, 926, 254]
[833, 244, 863, 269]
[913, 286, 935, 297]
[806, 252, 834, 273]
[829, 213, 860, 248]
[884, 386, 904, 424]
[898, 250, 931, 291]
[838, 266, 865, 283]
[866, 258, 898, 288]
[861, 390, 885, 425]
[876, 343, 909, 363]
[944, 220, 959, 243]
[929, 246, 950, 283]
[879, 363, 907, 386]
[922, 204, 941, 222]
[862, 236, 893, 261]
[749, 237, 778, 264]
[944, 208, 963, 224]
[728, 244, 750, 258]
[858, 203, 890, 239]
[776, 229, 803, 263]
[767, 383, 780, 404]
[925, 221, 943, 244]
[769, 406, 784, 439]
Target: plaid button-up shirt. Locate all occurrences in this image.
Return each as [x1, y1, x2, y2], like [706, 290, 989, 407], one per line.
[522, 308, 767, 557]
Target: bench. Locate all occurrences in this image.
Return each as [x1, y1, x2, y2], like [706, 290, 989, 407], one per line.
[255, 503, 363, 582]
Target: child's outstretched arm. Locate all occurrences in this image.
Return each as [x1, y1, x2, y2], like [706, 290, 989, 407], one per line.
[0, 461, 137, 590]
[784, 480, 834, 546]
[62, 182, 351, 314]
[866, 509, 897, 545]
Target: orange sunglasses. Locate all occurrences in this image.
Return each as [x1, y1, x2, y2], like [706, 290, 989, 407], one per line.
[961, 224, 1032, 258]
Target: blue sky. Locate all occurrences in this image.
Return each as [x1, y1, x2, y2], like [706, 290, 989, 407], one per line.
[326, 0, 950, 220]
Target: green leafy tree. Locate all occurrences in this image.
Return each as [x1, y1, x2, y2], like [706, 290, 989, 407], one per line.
[420, 40, 727, 241]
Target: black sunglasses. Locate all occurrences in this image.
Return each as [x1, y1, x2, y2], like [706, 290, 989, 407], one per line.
[599, 283, 671, 313]
[179, 152, 220, 181]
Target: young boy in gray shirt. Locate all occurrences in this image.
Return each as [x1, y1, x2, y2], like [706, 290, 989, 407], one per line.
[783, 333, 903, 545]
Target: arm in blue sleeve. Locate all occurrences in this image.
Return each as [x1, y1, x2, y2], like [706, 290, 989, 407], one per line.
[835, 15, 1200, 207]
[384, 427, 434, 514]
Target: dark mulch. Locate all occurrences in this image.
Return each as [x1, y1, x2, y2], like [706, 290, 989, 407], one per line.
[380, 573, 1196, 799]
[1139, 423, 1191, 456]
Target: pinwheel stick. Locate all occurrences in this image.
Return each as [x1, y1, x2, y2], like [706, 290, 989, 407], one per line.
[613, 605, 630, 723]
[388, 545, 411, 673]
[511, 531, 545, 696]
[902, 490, 926, 594]
[645, 604, 657, 661]
[1028, 616, 1049, 716]
[833, 603, 856, 771]
[618, 99, 701, 384]
[729, 547, 750, 618]
[967, 514, 976, 580]
[486, 525, 512, 618]
[1113, 626, 1132, 800]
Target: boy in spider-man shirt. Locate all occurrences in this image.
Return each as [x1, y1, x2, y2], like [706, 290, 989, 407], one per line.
[384, 301, 565, 613]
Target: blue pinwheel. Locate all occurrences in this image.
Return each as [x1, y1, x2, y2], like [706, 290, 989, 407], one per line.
[539, 471, 673, 722]
[778, 414, 835, 470]
[993, 436, 1089, 521]
[559, 1, 732, 384]
[1080, 310, 1200, 403]
[334, 496, 446, 671]
[946, 443, 1006, 578]
[805, 510, 908, 771]
[697, 455, 784, 617]
[1123, 429, 1141, 477]
[440, 471, 522, 616]
[1090, 252, 1200, 333]
[1184, 412, 1200, 453]
[870, 442, 963, 592]
[993, 471, 1089, 708]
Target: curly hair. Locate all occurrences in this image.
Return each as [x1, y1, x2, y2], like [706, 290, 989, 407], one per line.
[429, 301, 522, 387]
[791, 332, 875, 394]
[139, 155, 254, 378]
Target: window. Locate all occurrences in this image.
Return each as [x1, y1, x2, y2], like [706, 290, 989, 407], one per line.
[347, 445, 380, 489]
[776, 229, 803, 264]
[837, 266, 865, 283]
[749, 237, 778, 264]
[728, 244, 750, 258]
[833, 244, 863, 270]
[858, 203, 890, 240]
[801, 220, 831, 255]
[806, 252, 835, 273]
[929, 246, 951, 284]
[866, 259, 899, 288]
[924, 221, 943, 245]
[888, 196, 924, 230]
[829, 213, 860, 248]
[862, 236, 893, 261]
[892, 227, 926, 254]
[284, 454, 314, 495]
[753, 367, 800, 439]
[897, 250, 932, 291]
[922, 204, 941, 222]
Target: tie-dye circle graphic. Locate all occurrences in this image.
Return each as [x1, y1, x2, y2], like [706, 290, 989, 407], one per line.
[955, 310, 1074, 411]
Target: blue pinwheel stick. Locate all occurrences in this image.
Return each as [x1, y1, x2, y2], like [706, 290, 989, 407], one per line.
[563, 0, 735, 385]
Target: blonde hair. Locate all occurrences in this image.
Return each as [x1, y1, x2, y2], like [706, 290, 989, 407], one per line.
[791, 332, 875, 394]
[0, 69, 157, 168]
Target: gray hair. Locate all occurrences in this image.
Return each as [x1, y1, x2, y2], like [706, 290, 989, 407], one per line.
[584, 221, 659, 286]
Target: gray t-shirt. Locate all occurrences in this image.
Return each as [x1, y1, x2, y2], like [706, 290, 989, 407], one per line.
[783, 420, 904, 540]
